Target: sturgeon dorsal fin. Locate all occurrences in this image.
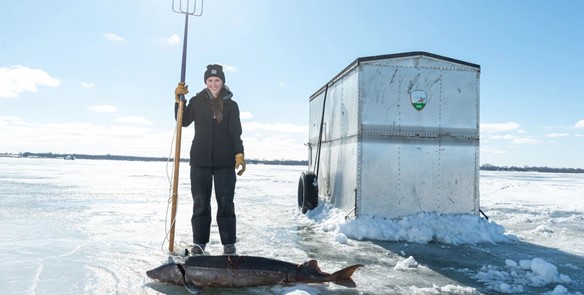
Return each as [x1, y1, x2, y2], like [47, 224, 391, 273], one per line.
[330, 264, 364, 288]
[303, 260, 323, 273]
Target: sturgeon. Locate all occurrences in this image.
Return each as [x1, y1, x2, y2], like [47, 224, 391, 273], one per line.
[146, 255, 364, 292]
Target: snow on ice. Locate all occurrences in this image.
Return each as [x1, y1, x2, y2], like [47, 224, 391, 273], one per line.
[306, 202, 513, 244]
[472, 257, 572, 293]
[2, 159, 583, 294]
[299, 195, 582, 294]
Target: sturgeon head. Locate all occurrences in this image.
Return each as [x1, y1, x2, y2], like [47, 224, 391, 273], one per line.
[146, 262, 186, 285]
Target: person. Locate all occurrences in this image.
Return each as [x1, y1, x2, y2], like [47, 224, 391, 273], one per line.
[174, 64, 246, 255]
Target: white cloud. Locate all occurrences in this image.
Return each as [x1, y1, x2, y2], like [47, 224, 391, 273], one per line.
[105, 33, 125, 42]
[0, 116, 24, 127]
[575, 119, 584, 128]
[0, 66, 60, 98]
[88, 105, 117, 113]
[488, 134, 516, 140]
[481, 146, 508, 155]
[0, 116, 307, 160]
[242, 134, 307, 161]
[545, 133, 569, 138]
[240, 122, 308, 160]
[240, 111, 253, 120]
[0, 117, 169, 156]
[114, 116, 153, 125]
[481, 122, 520, 133]
[223, 65, 238, 73]
[81, 82, 95, 88]
[243, 121, 307, 134]
[512, 138, 538, 144]
[166, 34, 180, 45]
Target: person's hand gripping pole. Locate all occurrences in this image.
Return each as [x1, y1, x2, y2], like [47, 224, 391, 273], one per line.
[175, 82, 189, 103]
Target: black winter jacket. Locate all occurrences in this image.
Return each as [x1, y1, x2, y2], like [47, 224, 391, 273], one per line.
[175, 86, 244, 168]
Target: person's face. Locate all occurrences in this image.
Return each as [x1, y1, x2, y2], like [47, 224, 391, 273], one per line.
[206, 77, 223, 97]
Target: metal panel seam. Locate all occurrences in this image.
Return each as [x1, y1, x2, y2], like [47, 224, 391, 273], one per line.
[438, 71, 443, 202]
[364, 63, 477, 74]
[361, 131, 479, 139]
[397, 70, 402, 202]
[356, 65, 363, 217]
[475, 72, 481, 214]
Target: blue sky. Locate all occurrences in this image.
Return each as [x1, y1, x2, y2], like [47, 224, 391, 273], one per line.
[1, 0, 583, 168]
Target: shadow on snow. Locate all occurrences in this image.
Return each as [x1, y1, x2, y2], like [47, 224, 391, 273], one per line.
[371, 239, 584, 294]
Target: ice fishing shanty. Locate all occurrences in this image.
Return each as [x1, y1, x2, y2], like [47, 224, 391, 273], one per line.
[298, 51, 480, 219]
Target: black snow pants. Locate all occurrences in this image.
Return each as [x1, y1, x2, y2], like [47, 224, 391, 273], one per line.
[190, 166, 236, 245]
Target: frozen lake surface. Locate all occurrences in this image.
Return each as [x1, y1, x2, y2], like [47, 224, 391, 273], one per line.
[1, 157, 583, 294]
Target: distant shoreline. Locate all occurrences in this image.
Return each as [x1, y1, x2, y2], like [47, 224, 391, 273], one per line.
[2, 152, 584, 173]
[0, 152, 309, 166]
[479, 164, 584, 174]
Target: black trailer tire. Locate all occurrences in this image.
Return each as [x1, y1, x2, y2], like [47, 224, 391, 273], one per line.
[298, 171, 318, 214]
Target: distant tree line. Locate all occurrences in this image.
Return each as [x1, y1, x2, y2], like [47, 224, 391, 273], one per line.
[480, 164, 584, 174]
[1, 152, 308, 166]
[4, 153, 583, 172]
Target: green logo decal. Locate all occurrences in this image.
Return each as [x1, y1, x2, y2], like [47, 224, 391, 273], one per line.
[410, 90, 428, 111]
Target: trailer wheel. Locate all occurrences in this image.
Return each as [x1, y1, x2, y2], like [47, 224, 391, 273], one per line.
[298, 171, 318, 214]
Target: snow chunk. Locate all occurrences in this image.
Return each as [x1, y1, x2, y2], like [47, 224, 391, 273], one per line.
[499, 282, 524, 293]
[335, 232, 349, 244]
[281, 285, 318, 295]
[406, 284, 478, 294]
[473, 257, 575, 293]
[394, 256, 418, 271]
[542, 285, 583, 295]
[531, 258, 558, 284]
[505, 259, 518, 267]
[304, 201, 514, 245]
[533, 224, 554, 234]
[519, 259, 532, 270]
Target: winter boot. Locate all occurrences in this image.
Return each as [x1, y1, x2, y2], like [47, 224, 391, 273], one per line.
[223, 244, 236, 255]
[190, 244, 206, 255]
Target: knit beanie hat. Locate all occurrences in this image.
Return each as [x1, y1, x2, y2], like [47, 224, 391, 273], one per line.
[204, 64, 225, 83]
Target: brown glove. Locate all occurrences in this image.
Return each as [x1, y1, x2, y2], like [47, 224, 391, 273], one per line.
[235, 153, 246, 176]
[175, 82, 189, 103]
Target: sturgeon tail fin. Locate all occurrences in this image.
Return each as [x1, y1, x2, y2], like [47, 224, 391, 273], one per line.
[330, 264, 364, 288]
